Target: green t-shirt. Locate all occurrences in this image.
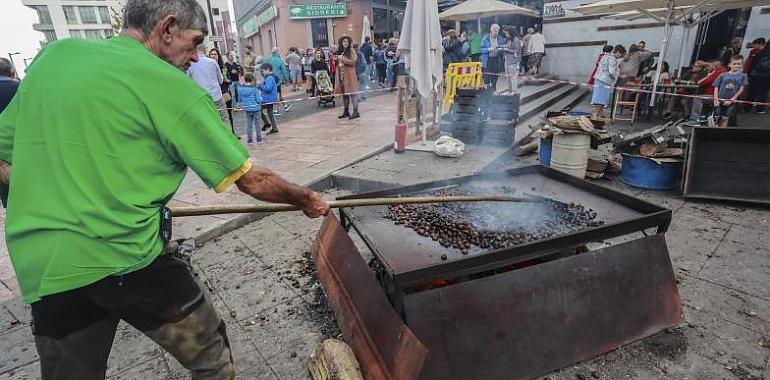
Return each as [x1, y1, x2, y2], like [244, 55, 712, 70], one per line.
[468, 33, 482, 55]
[0, 36, 249, 303]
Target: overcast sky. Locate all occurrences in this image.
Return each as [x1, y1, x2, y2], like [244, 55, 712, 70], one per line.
[1, 1, 238, 78]
[0, 2, 41, 77]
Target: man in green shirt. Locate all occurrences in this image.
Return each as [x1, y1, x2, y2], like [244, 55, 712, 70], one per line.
[467, 28, 482, 62]
[0, 0, 328, 378]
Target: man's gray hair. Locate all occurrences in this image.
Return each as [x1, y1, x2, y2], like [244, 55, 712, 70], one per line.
[0, 58, 14, 77]
[123, 0, 208, 36]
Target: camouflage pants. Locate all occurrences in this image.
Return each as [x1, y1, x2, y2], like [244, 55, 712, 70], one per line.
[31, 254, 234, 380]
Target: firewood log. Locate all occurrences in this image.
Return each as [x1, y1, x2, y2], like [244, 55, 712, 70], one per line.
[308, 339, 364, 380]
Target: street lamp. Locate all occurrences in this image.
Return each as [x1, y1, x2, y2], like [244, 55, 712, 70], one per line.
[7, 52, 21, 73]
[23, 58, 33, 70]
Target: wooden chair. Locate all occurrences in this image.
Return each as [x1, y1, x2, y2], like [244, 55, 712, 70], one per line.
[612, 80, 641, 124]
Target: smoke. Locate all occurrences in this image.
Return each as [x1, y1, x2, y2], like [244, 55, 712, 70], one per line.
[419, 184, 600, 236]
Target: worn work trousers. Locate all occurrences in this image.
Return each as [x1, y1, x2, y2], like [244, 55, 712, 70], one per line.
[31, 254, 234, 380]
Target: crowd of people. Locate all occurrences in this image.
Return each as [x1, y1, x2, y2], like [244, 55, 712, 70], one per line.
[441, 24, 547, 93]
[587, 36, 770, 123]
[184, 35, 413, 145]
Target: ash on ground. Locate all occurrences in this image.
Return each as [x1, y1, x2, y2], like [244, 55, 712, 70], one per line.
[292, 250, 341, 340]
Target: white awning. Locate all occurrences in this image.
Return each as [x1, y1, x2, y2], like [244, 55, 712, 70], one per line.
[577, 0, 767, 20]
[603, 1, 768, 21]
[438, 0, 539, 21]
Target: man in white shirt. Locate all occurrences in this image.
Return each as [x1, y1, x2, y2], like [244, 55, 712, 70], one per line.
[187, 46, 227, 123]
[526, 27, 546, 75]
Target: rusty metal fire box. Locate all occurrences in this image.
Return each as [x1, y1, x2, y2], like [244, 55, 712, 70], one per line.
[313, 165, 683, 380]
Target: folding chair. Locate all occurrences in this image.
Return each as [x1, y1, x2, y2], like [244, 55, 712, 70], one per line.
[612, 80, 641, 124]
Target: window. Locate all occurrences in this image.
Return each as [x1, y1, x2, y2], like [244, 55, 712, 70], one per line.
[63, 6, 78, 25]
[311, 19, 329, 48]
[103, 29, 115, 38]
[79, 7, 98, 24]
[43, 30, 57, 43]
[69, 30, 82, 38]
[35, 6, 52, 25]
[98, 7, 111, 24]
[212, 8, 220, 16]
[84, 30, 102, 40]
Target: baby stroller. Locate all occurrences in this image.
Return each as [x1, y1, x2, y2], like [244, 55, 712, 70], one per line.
[315, 70, 336, 107]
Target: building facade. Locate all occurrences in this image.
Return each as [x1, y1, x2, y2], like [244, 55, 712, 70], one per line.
[233, 0, 406, 59]
[23, 0, 233, 52]
[23, 0, 124, 47]
[541, 0, 770, 82]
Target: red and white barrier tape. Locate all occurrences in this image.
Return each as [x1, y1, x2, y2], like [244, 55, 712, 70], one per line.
[486, 71, 770, 108]
[219, 72, 770, 112]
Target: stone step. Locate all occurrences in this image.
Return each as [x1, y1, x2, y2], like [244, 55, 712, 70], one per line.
[518, 84, 579, 122]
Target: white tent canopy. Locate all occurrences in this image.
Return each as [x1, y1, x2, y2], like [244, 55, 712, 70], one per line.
[603, 1, 766, 21]
[575, 0, 765, 17]
[438, 0, 539, 21]
[575, 0, 767, 107]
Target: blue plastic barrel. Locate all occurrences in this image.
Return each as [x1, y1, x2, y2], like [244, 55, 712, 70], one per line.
[539, 138, 552, 167]
[620, 154, 683, 190]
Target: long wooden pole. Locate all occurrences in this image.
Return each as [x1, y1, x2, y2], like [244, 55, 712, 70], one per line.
[169, 195, 534, 217]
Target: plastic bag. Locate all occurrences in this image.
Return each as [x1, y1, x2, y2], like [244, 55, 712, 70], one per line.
[433, 136, 465, 158]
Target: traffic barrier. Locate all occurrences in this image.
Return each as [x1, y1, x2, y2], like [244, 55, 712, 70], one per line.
[442, 62, 483, 112]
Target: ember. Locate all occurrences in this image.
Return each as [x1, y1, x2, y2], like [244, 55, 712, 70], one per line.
[384, 187, 604, 252]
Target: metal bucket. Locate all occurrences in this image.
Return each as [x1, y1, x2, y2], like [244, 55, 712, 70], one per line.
[620, 154, 683, 190]
[550, 133, 590, 178]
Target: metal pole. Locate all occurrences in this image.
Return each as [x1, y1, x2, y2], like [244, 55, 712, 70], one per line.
[23, 58, 32, 69]
[650, 2, 674, 107]
[676, 25, 690, 77]
[170, 195, 536, 217]
[387, 0, 392, 37]
[7, 53, 20, 74]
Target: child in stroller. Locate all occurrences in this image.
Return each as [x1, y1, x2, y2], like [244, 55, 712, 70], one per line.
[315, 70, 336, 107]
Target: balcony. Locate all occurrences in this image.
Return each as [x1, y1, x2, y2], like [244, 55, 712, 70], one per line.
[33, 23, 55, 31]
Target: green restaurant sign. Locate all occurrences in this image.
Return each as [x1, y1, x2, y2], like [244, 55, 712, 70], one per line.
[288, 3, 347, 19]
[256, 6, 278, 27]
[241, 6, 278, 38]
[242, 17, 258, 37]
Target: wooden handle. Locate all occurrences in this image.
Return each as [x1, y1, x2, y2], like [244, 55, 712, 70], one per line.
[169, 195, 533, 217]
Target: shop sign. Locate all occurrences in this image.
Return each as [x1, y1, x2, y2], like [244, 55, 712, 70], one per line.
[256, 6, 278, 27]
[288, 3, 347, 19]
[544, 4, 565, 18]
[242, 16, 258, 37]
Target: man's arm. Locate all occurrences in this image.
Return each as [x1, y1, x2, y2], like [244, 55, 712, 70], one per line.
[235, 166, 329, 218]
